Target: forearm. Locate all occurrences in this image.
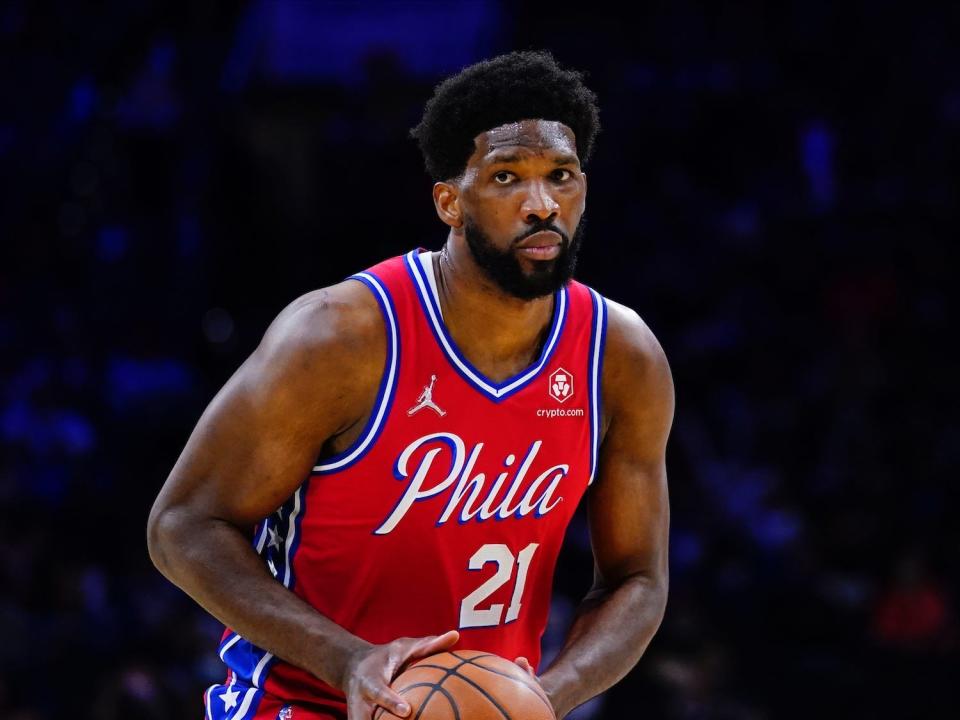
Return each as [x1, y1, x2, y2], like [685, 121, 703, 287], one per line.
[148, 507, 367, 689]
[539, 573, 667, 719]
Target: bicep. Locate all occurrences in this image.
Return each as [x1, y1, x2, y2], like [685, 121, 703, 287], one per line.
[153, 291, 381, 530]
[588, 435, 670, 589]
[587, 304, 674, 588]
[160, 350, 331, 528]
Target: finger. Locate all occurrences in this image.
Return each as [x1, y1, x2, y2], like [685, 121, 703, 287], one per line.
[365, 683, 411, 718]
[515, 656, 536, 677]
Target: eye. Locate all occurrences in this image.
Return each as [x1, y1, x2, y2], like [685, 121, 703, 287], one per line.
[553, 168, 573, 182]
[493, 171, 514, 184]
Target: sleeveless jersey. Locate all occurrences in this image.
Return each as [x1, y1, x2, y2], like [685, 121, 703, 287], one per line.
[205, 249, 609, 720]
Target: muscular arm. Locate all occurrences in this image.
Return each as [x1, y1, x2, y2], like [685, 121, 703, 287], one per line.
[535, 300, 674, 719]
[147, 281, 457, 714]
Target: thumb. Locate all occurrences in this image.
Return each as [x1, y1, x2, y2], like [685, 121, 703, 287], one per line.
[421, 630, 460, 655]
[408, 630, 460, 663]
[399, 630, 460, 671]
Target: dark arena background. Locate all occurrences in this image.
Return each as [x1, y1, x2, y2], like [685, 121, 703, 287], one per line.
[1, 2, 957, 718]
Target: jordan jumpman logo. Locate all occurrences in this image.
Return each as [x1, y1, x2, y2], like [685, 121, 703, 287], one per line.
[408, 374, 446, 417]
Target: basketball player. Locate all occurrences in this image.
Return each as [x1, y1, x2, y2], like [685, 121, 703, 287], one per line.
[148, 50, 673, 720]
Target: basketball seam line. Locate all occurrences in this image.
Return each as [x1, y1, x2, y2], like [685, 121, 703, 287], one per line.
[416, 656, 514, 720]
[376, 682, 462, 720]
[409, 657, 476, 720]
[447, 652, 555, 716]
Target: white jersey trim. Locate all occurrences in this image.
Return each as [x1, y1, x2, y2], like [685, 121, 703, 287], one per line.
[406, 250, 567, 401]
[588, 288, 607, 485]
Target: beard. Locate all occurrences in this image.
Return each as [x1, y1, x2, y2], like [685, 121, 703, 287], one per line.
[462, 214, 585, 300]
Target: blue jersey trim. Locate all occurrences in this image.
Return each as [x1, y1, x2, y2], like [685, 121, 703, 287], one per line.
[205, 678, 266, 719]
[404, 250, 567, 402]
[256, 480, 309, 687]
[222, 479, 308, 690]
[588, 289, 607, 485]
[220, 636, 271, 689]
[312, 272, 400, 473]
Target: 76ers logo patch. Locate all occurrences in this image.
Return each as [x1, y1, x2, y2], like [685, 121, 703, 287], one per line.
[549, 368, 574, 403]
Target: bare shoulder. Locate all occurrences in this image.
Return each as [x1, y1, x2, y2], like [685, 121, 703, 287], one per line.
[260, 278, 384, 364]
[599, 297, 675, 449]
[151, 277, 389, 529]
[604, 299, 669, 380]
[602, 297, 672, 393]
[242, 277, 387, 435]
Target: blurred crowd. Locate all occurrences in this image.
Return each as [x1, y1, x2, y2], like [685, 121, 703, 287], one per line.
[1, 2, 956, 718]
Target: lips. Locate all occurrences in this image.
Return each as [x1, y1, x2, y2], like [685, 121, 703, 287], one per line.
[515, 230, 562, 260]
[516, 230, 562, 248]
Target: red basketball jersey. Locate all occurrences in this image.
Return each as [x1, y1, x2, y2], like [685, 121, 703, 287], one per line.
[209, 249, 608, 718]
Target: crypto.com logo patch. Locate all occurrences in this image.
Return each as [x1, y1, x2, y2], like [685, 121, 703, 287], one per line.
[548, 368, 574, 403]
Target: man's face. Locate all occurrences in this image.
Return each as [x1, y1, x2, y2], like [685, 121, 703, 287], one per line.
[462, 208, 586, 301]
[454, 119, 588, 300]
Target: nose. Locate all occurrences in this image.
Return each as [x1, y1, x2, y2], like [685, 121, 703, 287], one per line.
[521, 179, 560, 223]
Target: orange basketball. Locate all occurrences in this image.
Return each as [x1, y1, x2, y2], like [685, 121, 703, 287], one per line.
[375, 649, 556, 720]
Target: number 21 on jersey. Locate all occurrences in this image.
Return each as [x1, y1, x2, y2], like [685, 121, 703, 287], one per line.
[459, 543, 539, 628]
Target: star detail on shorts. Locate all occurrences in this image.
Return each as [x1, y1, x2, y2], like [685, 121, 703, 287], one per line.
[267, 525, 284, 550]
[221, 685, 240, 711]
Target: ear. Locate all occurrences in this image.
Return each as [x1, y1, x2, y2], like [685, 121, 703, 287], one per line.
[433, 182, 463, 229]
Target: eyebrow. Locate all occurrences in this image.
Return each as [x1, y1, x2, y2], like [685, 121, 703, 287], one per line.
[486, 152, 579, 166]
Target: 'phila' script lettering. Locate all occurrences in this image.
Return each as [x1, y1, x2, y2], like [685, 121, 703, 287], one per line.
[374, 432, 567, 535]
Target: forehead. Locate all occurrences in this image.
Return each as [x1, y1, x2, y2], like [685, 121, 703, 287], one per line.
[469, 119, 578, 166]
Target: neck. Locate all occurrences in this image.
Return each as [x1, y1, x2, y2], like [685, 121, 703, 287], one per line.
[432, 233, 556, 383]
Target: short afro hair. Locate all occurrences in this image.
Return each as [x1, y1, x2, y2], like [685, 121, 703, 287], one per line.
[410, 49, 601, 182]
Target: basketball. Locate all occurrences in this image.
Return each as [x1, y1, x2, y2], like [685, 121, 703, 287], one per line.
[375, 650, 557, 720]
